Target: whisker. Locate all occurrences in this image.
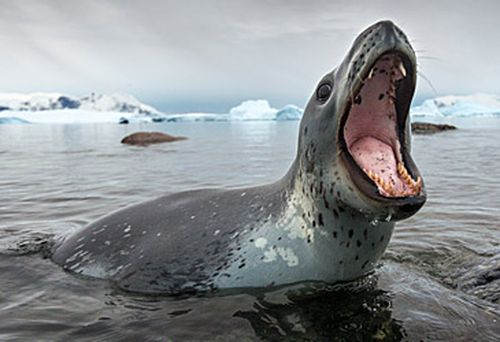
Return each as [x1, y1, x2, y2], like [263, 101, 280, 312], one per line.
[417, 56, 441, 61]
[417, 70, 438, 95]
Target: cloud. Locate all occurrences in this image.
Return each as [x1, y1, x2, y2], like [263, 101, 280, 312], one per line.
[0, 0, 499, 112]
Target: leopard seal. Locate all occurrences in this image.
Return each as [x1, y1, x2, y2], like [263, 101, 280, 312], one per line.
[52, 20, 426, 294]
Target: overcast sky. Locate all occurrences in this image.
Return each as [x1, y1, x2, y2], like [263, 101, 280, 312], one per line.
[0, 0, 498, 112]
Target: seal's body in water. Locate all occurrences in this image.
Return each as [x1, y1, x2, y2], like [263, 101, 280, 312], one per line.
[52, 20, 426, 294]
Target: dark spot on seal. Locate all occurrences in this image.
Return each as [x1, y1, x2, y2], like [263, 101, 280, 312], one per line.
[355, 255, 359, 261]
[380, 235, 385, 242]
[238, 263, 245, 269]
[348, 229, 354, 238]
[339, 260, 344, 265]
[307, 235, 311, 243]
[312, 220, 316, 228]
[333, 209, 339, 219]
[356, 240, 362, 247]
[363, 229, 368, 240]
[371, 242, 375, 248]
[361, 260, 369, 269]
[323, 195, 330, 209]
[333, 231, 337, 239]
[346, 242, 350, 248]
[378, 93, 385, 100]
[318, 213, 324, 226]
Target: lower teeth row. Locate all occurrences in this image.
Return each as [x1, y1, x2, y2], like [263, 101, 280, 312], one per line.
[363, 163, 422, 197]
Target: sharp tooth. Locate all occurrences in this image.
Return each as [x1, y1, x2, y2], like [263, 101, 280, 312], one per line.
[416, 177, 422, 192]
[368, 67, 375, 79]
[398, 62, 407, 77]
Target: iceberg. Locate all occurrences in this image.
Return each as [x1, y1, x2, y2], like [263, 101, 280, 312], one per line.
[411, 94, 500, 118]
[275, 104, 303, 121]
[229, 100, 277, 121]
[160, 100, 305, 123]
[0, 109, 151, 124]
[0, 117, 30, 125]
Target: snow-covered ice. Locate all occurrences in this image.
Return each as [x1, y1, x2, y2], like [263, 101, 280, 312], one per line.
[411, 94, 500, 118]
[1, 92, 500, 125]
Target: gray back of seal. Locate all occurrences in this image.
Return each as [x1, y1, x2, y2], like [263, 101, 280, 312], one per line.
[52, 184, 288, 293]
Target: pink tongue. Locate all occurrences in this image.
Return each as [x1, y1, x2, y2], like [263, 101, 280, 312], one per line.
[349, 137, 406, 194]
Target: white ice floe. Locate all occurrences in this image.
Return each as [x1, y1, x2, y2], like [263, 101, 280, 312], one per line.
[411, 94, 500, 118]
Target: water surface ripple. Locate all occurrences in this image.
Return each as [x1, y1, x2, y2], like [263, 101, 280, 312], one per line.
[0, 119, 499, 341]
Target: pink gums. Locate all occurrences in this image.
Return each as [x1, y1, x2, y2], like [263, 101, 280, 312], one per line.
[344, 54, 412, 196]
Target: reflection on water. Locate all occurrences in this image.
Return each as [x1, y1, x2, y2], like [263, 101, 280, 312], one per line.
[0, 119, 499, 340]
[235, 279, 405, 342]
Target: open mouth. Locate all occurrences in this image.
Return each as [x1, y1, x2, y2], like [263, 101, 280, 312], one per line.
[340, 52, 423, 200]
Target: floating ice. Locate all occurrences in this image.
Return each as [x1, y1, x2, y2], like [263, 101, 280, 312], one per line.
[0, 117, 30, 125]
[1, 92, 499, 124]
[162, 100, 304, 123]
[411, 94, 500, 118]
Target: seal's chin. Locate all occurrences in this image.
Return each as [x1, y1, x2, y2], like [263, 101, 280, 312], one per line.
[340, 52, 424, 203]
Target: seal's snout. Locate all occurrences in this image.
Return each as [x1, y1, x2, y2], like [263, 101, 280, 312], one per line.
[375, 20, 404, 48]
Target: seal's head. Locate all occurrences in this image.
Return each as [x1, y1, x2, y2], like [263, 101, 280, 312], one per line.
[296, 20, 426, 221]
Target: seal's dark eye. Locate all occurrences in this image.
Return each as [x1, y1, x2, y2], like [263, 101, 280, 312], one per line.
[316, 83, 332, 102]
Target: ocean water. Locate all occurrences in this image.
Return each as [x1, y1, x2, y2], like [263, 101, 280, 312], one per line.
[0, 119, 499, 341]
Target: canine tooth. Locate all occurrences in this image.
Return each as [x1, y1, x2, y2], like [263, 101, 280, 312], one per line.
[416, 177, 422, 192]
[398, 62, 407, 77]
[368, 67, 375, 79]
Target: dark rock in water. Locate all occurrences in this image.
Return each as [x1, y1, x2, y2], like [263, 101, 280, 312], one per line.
[411, 122, 457, 134]
[121, 132, 187, 146]
[152, 117, 166, 123]
[119, 117, 130, 124]
[0, 105, 10, 112]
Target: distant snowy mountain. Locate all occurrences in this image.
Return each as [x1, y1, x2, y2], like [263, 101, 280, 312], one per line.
[411, 94, 500, 117]
[0, 92, 163, 117]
